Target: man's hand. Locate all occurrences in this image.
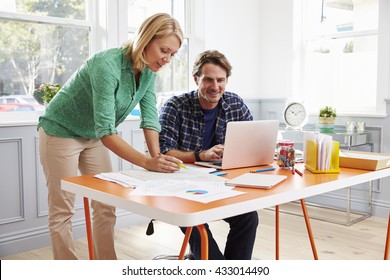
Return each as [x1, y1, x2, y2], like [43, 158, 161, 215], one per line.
[200, 144, 224, 161]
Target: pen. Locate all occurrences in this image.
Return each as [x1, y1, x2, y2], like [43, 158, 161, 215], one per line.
[250, 167, 276, 173]
[177, 162, 188, 169]
[294, 168, 303, 177]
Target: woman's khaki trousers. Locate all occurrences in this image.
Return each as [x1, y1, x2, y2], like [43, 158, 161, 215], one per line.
[39, 128, 117, 260]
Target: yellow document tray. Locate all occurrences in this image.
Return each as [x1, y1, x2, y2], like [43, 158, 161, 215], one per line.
[305, 139, 340, 174]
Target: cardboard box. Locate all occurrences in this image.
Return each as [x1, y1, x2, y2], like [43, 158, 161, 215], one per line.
[339, 150, 390, 170]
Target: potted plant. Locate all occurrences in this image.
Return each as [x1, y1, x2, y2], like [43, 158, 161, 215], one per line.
[318, 106, 336, 133]
[33, 83, 62, 105]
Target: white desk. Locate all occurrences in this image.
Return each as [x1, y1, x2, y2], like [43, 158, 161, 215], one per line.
[61, 163, 390, 260]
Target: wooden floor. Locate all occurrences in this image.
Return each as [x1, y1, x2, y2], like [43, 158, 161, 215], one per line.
[2, 203, 388, 260]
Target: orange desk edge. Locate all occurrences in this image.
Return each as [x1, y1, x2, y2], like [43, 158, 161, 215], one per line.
[61, 164, 390, 260]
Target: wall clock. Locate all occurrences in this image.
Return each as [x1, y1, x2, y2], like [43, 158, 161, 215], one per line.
[283, 102, 307, 130]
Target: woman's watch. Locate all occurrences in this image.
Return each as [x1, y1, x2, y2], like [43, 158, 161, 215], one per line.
[194, 151, 202, 161]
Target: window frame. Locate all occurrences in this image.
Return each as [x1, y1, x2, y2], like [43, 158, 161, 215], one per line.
[126, 0, 191, 95]
[293, 0, 390, 117]
[0, 0, 194, 122]
[0, 1, 95, 121]
[0, 10, 92, 29]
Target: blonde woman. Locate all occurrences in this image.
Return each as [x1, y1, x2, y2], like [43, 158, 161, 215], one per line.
[38, 13, 183, 260]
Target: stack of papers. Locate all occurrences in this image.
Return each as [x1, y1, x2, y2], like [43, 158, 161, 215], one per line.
[95, 172, 143, 188]
[303, 132, 333, 170]
[94, 168, 245, 203]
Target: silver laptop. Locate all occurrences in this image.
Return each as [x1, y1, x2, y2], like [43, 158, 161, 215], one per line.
[195, 120, 279, 170]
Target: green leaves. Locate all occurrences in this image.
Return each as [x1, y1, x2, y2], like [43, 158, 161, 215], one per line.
[319, 106, 337, 118]
[34, 83, 61, 104]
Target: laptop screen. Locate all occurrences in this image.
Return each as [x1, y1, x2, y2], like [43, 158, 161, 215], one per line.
[195, 120, 279, 170]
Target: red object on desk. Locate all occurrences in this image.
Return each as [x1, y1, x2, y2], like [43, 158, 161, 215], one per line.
[295, 168, 303, 176]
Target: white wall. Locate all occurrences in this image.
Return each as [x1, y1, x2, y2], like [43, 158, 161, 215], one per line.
[194, 0, 390, 218]
[201, 0, 293, 99]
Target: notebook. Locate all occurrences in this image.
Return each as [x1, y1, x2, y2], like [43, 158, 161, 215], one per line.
[225, 173, 287, 189]
[194, 120, 279, 170]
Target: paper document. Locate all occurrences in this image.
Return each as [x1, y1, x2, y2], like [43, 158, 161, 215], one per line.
[94, 172, 143, 188]
[304, 132, 333, 170]
[130, 179, 244, 203]
[186, 165, 217, 173]
[120, 168, 224, 182]
[95, 168, 242, 203]
[303, 132, 318, 163]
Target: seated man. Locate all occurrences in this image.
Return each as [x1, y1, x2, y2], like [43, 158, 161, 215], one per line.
[159, 50, 259, 260]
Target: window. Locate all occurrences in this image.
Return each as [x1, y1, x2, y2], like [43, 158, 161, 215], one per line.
[127, 0, 189, 113]
[0, 0, 91, 114]
[0, 0, 189, 118]
[296, 0, 388, 116]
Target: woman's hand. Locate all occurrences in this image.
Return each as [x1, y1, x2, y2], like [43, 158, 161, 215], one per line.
[144, 153, 182, 173]
[101, 134, 182, 172]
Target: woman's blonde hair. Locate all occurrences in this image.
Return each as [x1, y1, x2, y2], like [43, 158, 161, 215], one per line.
[122, 13, 183, 71]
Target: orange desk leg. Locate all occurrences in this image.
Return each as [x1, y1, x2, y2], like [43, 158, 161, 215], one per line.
[275, 205, 280, 260]
[300, 199, 318, 260]
[384, 214, 390, 260]
[83, 197, 94, 260]
[197, 224, 209, 260]
[178, 227, 193, 260]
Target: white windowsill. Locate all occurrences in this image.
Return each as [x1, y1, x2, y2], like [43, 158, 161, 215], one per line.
[0, 112, 140, 127]
[0, 111, 43, 127]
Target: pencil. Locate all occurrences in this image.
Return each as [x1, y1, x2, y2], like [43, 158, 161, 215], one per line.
[250, 167, 276, 173]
